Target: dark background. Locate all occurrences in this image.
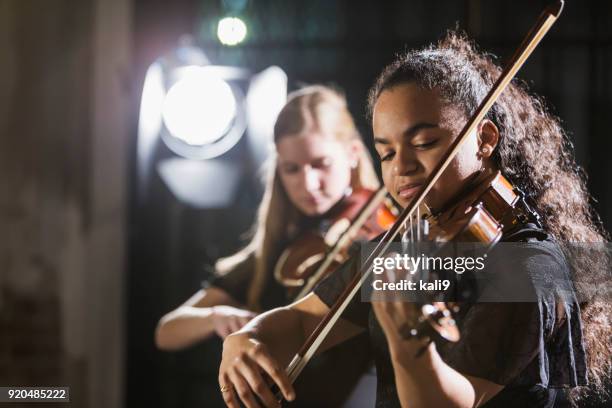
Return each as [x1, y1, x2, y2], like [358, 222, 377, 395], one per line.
[1, 1, 610, 408]
[130, 1, 612, 407]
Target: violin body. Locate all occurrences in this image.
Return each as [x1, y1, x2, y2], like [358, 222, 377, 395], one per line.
[428, 170, 541, 245]
[428, 171, 512, 244]
[274, 188, 397, 296]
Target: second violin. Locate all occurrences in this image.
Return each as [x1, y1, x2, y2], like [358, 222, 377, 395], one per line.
[274, 187, 397, 300]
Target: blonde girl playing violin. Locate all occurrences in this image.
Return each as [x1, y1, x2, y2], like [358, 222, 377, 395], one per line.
[155, 85, 380, 406]
[218, 33, 611, 408]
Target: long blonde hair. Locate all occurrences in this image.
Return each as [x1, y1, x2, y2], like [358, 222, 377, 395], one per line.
[215, 85, 379, 310]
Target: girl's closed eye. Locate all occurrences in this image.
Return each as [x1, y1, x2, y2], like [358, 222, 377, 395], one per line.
[312, 157, 332, 169]
[379, 150, 395, 162]
[280, 163, 299, 174]
[413, 139, 438, 149]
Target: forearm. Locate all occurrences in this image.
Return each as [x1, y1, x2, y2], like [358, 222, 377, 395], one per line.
[239, 306, 306, 366]
[373, 299, 505, 406]
[235, 293, 362, 365]
[220, 294, 363, 407]
[390, 341, 475, 408]
[155, 306, 216, 350]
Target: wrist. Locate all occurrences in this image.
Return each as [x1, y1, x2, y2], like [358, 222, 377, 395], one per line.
[226, 326, 257, 342]
[388, 336, 436, 366]
[191, 306, 217, 337]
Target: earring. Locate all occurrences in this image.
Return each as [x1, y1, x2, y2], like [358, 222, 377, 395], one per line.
[351, 160, 358, 169]
[479, 147, 488, 172]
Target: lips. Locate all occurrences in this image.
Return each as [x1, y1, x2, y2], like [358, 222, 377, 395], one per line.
[397, 183, 423, 199]
[304, 195, 324, 206]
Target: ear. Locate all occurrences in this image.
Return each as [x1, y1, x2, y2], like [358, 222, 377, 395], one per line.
[346, 139, 362, 168]
[477, 119, 500, 158]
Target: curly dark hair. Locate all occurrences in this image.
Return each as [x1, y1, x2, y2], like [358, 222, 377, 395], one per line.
[367, 31, 611, 403]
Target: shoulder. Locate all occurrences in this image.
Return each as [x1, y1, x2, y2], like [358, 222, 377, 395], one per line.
[205, 248, 258, 303]
[214, 247, 258, 278]
[494, 223, 571, 284]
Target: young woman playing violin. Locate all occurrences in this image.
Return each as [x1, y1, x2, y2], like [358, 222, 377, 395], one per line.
[155, 85, 380, 406]
[218, 33, 611, 408]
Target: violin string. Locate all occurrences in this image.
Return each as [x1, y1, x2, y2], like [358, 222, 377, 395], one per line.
[411, 213, 414, 243]
[417, 206, 421, 242]
[416, 208, 422, 289]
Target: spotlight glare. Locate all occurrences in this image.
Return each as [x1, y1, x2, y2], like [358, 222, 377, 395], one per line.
[217, 17, 247, 46]
[162, 69, 237, 146]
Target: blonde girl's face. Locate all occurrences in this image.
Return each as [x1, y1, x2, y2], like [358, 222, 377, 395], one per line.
[276, 132, 359, 217]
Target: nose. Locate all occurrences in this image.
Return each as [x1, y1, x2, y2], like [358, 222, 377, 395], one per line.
[393, 146, 420, 176]
[303, 166, 321, 193]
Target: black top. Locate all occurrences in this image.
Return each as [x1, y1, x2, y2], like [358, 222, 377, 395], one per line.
[206, 251, 287, 312]
[314, 223, 587, 408]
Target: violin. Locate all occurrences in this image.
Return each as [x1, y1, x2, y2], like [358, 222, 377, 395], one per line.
[394, 169, 544, 348]
[275, 0, 565, 395]
[426, 169, 542, 244]
[274, 188, 398, 300]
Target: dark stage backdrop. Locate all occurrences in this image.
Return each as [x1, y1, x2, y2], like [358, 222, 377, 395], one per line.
[129, 1, 612, 407]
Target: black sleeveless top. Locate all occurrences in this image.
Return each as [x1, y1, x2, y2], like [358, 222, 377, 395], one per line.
[314, 223, 588, 407]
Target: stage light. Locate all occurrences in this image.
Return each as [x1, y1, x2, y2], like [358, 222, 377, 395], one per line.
[157, 158, 242, 209]
[159, 64, 248, 161]
[217, 17, 247, 46]
[137, 41, 287, 207]
[246, 66, 288, 164]
[162, 67, 237, 146]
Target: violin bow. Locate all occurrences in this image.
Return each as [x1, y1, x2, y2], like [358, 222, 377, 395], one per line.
[282, 0, 565, 388]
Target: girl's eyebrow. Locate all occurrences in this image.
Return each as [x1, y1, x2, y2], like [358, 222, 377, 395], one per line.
[374, 122, 439, 145]
[279, 155, 328, 165]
